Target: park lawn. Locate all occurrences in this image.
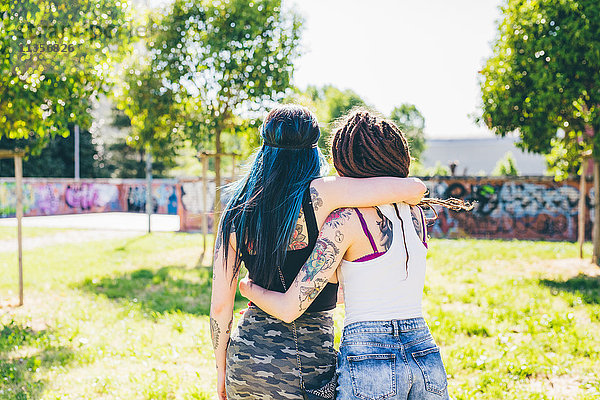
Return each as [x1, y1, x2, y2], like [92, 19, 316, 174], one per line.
[0, 235, 599, 400]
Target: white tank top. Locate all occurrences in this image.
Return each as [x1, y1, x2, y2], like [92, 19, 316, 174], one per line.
[339, 203, 427, 327]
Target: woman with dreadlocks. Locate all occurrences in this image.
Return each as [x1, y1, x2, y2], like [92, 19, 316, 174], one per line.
[210, 105, 428, 400]
[240, 108, 472, 400]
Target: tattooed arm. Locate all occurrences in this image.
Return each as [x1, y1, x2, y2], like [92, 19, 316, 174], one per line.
[240, 209, 357, 323]
[210, 231, 238, 400]
[310, 176, 427, 226]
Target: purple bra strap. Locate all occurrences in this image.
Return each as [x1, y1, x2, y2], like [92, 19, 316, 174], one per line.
[354, 208, 378, 253]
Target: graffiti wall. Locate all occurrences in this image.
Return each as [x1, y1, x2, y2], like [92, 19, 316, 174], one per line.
[0, 179, 179, 218]
[1, 176, 593, 241]
[178, 178, 233, 232]
[423, 177, 591, 241]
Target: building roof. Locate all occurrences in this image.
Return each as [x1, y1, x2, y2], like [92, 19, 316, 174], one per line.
[420, 135, 548, 175]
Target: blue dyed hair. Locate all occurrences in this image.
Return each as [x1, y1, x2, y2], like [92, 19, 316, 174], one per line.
[220, 104, 329, 287]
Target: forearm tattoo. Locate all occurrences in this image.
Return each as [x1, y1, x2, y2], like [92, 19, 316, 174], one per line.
[295, 208, 350, 311]
[297, 236, 341, 310]
[299, 277, 329, 311]
[310, 187, 323, 211]
[376, 208, 393, 250]
[210, 316, 220, 350]
[226, 318, 233, 335]
[300, 237, 339, 282]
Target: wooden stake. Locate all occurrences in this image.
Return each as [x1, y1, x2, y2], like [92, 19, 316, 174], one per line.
[202, 155, 208, 256]
[15, 155, 24, 306]
[146, 148, 152, 233]
[231, 154, 237, 180]
[593, 160, 600, 265]
[578, 165, 586, 259]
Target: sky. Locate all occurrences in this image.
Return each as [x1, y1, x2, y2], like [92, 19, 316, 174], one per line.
[287, 0, 504, 139]
[147, 0, 504, 139]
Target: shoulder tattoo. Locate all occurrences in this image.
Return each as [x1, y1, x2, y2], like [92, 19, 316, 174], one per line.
[310, 187, 323, 211]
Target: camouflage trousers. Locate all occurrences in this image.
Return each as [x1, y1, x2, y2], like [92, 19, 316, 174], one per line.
[226, 306, 337, 400]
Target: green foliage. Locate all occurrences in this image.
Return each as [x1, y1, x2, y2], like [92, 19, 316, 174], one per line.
[545, 130, 590, 180]
[147, 0, 302, 204]
[414, 161, 451, 177]
[390, 103, 426, 161]
[113, 56, 182, 177]
[0, 126, 108, 177]
[287, 87, 427, 160]
[479, 0, 600, 174]
[0, 0, 133, 152]
[115, 48, 185, 161]
[286, 85, 367, 151]
[492, 151, 520, 176]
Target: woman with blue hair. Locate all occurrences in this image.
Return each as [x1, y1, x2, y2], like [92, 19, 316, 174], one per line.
[210, 105, 426, 400]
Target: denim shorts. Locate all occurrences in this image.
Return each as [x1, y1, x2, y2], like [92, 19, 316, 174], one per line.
[337, 318, 449, 400]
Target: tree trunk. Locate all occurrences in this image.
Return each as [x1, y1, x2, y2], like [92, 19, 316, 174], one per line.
[214, 128, 222, 232]
[593, 159, 600, 265]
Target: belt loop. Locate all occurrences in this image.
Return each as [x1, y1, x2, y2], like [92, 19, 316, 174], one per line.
[392, 320, 399, 337]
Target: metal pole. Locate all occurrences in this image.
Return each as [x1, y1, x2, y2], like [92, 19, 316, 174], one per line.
[74, 124, 80, 180]
[202, 155, 208, 255]
[15, 155, 24, 306]
[146, 147, 152, 233]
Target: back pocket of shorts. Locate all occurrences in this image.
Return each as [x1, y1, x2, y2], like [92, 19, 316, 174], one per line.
[411, 347, 448, 395]
[347, 353, 396, 400]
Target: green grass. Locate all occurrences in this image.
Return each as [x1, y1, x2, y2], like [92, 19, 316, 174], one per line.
[1, 236, 599, 399]
[0, 226, 71, 240]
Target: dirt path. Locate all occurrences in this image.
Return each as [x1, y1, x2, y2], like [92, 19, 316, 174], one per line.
[0, 230, 144, 253]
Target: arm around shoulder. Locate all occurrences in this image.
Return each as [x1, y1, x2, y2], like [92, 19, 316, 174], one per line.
[311, 176, 427, 223]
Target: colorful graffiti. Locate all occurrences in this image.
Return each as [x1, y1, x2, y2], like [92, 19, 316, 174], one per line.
[423, 177, 591, 241]
[0, 179, 179, 218]
[1, 176, 592, 241]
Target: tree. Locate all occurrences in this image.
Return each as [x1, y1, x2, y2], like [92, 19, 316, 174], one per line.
[479, 0, 600, 260]
[545, 130, 587, 180]
[285, 85, 367, 152]
[390, 104, 426, 161]
[115, 56, 184, 177]
[152, 0, 302, 218]
[492, 152, 520, 176]
[102, 108, 172, 178]
[0, 0, 132, 151]
[0, 125, 108, 177]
